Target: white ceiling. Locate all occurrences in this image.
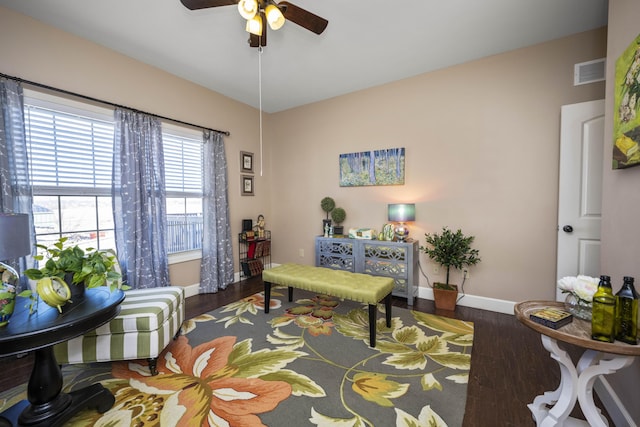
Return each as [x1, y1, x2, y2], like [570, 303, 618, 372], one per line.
[0, 0, 608, 113]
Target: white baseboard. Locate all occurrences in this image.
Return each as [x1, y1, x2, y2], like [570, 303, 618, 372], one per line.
[183, 266, 273, 297]
[183, 283, 200, 298]
[417, 287, 516, 315]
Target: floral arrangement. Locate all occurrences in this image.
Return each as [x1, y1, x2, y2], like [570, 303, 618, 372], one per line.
[557, 275, 599, 304]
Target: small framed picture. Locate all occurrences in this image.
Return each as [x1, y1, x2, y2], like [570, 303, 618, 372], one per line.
[241, 151, 254, 173]
[241, 175, 254, 196]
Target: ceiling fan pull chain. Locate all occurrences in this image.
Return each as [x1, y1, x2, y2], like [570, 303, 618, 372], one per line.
[258, 45, 263, 177]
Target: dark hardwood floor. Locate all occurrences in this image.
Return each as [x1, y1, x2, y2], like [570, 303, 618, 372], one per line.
[1, 277, 612, 426]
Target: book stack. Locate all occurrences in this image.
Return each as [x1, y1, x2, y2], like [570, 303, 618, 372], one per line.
[530, 307, 573, 329]
[241, 259, 264, 278]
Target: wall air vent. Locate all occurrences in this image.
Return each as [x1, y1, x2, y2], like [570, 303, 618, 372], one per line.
[574, 58, 606, 86]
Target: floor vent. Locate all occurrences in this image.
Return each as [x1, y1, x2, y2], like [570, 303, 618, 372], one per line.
[574, 58, 606, 86]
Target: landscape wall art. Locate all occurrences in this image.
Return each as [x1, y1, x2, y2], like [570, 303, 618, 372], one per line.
[339, 147, 405, 187]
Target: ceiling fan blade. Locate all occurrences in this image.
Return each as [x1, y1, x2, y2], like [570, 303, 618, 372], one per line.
[180, 0, 237, 10]
[279, 1, 328, 35]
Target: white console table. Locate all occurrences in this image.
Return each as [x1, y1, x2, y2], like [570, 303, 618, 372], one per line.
[315, 236, 418, 306]
[515, 301, 640, 427]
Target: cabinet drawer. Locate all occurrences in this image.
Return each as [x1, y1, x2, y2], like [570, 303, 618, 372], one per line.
[363, 259, 408, 279]
[316, 239, 355, 272]
[362, 244, 409, 279]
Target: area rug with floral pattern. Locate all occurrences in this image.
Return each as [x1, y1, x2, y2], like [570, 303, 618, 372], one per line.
[0, 287, 474, 426]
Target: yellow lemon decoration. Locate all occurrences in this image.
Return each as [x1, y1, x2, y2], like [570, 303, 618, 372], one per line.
[36, 277, 71, 313]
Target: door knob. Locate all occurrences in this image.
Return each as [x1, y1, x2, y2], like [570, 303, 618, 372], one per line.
[563, 225, 573, 233]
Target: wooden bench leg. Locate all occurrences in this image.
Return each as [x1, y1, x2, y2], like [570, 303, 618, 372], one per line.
[385, 293, 392, 327]
[368, 304, 376, 347]
[288, 286, 293, 302]
[368, 294, 392, 348]
[264, 281, 271, 314]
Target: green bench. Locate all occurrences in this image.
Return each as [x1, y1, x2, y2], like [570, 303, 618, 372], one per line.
[262, 263, 394, 347]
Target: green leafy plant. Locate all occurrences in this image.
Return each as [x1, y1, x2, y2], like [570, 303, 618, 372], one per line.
[420, 227, 480, 290]
[330, 207, 346, 225]
[23, 237, 124, 291]
[320, 197, 336, 219]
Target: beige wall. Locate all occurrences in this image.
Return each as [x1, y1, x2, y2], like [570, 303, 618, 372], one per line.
[1, 6, 608, 304]
[0, 6, 273, 282]
[269, 28, 606, 303]
[600, 0, 640, 422]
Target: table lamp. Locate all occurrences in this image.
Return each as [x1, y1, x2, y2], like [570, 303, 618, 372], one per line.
[0, 213, 31, 326]
[388, 203, 415, 242]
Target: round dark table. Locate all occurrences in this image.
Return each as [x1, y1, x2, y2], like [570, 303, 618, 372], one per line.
[0, 287, 125, 427]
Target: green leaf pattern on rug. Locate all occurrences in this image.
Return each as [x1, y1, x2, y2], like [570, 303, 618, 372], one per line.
[333, 308, 472, 374]
[216, 291, 283, 328]
[351, 372, 409, 406]
[395, 405, 448, 427]
[1, 289, 471, 426]
[180, 313, 216, 335]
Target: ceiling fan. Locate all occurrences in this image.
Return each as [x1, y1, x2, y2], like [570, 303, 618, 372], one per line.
[180, 0, 328, 47]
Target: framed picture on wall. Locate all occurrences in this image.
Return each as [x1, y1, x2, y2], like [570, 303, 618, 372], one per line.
[241, 151, 254, 173]
[613, 33, 640, 169]
[241, 175, 254, 196]
[339, 147, 406, 186]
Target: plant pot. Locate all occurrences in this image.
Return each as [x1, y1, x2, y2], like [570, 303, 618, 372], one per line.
[0, 282, 17, 327]
[433, 284, 458, 311]
[333, 226, 344, 236]
[0, 262, 18, 326]
[65, 272, 85, 303]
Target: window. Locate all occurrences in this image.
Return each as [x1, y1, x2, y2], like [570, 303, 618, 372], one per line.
[24, 90, 203, 256]
[163, 128, 204, 254]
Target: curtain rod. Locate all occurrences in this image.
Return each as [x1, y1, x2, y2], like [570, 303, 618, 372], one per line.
[0, 72, 231, 137]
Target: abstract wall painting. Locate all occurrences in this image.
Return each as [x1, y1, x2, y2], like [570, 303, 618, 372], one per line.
[339, 147, 405, 187]
[613, 33, 640, 169]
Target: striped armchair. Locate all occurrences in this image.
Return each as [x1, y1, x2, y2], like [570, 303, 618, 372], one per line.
[53, 286, 185, 375]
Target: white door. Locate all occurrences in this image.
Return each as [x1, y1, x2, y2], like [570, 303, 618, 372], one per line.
[556, 100, 605, 301]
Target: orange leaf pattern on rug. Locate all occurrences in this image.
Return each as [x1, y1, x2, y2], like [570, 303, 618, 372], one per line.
[108, 335, 292, 426]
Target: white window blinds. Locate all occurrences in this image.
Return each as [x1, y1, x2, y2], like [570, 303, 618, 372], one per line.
[163, 132, 203, 197]
[25, 105, 114, 195]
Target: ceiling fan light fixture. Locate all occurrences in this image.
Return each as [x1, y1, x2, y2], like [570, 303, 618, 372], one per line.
[238, 0, 258, 19]
[265, 4, 285, 30]
[246, 14, 263, 36]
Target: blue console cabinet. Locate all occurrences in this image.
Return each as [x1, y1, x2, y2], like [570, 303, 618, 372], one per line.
[315, 236, 418, 306]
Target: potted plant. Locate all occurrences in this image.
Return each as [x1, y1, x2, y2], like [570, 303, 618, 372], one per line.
[20, 237, 123, 311]
[320, 197, 335, 235]
[420, 227, 481, 310]
[330, 207, 346, 236]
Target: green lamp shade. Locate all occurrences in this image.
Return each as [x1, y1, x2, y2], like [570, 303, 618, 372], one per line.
[387, 204, 415, 222]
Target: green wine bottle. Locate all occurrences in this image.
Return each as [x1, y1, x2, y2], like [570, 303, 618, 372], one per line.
[615, 276, 639, 345]
[591, 275, 615, 343]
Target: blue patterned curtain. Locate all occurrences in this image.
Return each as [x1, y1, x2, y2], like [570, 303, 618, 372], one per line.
[200, 130, 234, 293]
[112, 108, 169, 289]
[0, 78, 35, 288]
